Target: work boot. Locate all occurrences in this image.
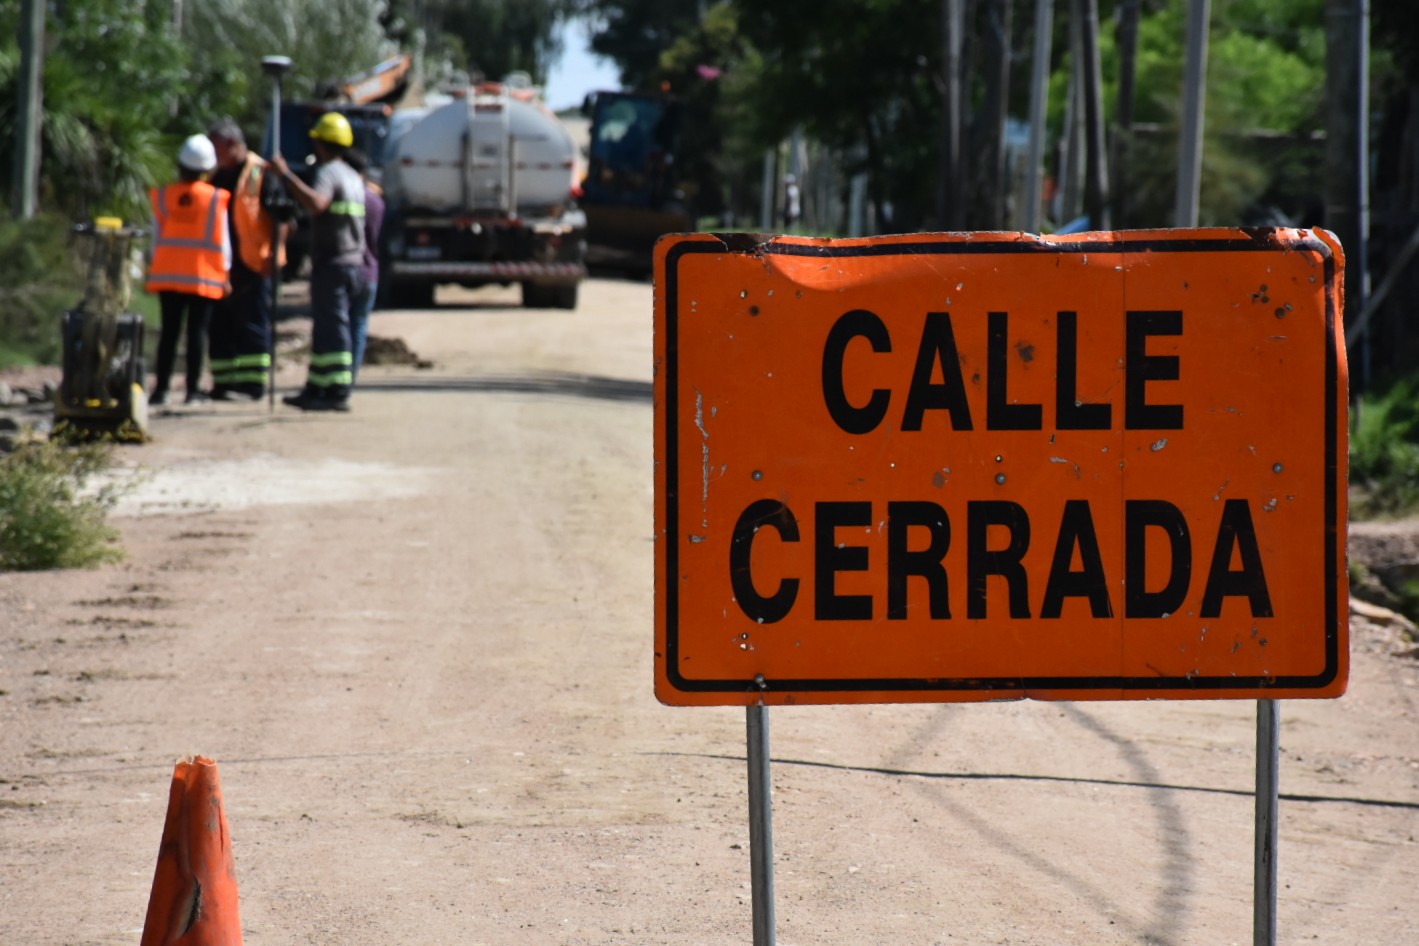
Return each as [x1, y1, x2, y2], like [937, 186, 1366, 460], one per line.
[282, 386, 349, 411]
[213, 383, 261, 402]
[281, 386, 319, 409]
[149, 389, 169, 406]
[297, 395, 351, 413]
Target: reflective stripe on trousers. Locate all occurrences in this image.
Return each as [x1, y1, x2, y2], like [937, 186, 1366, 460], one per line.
[307, 263, 365, 395]
[210, 352, 272, 386]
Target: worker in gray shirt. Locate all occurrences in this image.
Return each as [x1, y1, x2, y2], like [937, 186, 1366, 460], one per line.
[272, 112, 366, 411]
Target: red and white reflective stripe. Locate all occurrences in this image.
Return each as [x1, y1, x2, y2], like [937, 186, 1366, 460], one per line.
[392, 260, 586, 280]
[400, 158, 575, 170]
[400, 158, 508, 168]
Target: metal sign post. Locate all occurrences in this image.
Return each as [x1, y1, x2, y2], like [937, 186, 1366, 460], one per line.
[746, 694, 777, 946]
[1254, 698, 1280, 946]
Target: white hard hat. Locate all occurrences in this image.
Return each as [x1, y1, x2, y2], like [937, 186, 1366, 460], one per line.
[178, 134, 217, 172]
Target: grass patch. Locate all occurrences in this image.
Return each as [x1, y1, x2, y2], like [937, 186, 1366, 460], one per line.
[1350, 374, 1419, 518]
[0, 440, 127, 571]
[0, 213, 80, 368]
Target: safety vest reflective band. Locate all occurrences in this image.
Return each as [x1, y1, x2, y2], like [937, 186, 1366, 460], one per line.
[210, 352, 272, 386]
[147, 182, 229, 299]
[232, 155, 285, 277]
[307, 350, 353, 388]
[328, 200, 366, 217]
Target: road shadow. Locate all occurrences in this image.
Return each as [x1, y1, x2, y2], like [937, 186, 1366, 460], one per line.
[354, 370, 652, 404]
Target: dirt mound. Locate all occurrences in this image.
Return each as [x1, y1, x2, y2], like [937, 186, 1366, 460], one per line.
[364, 334, 433, 368]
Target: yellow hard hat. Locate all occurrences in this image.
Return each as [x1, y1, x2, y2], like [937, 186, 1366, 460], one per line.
[309, 112, 354, 147]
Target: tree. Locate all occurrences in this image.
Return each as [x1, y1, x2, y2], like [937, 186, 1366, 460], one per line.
[1047, 0, 1326, 228]
[579, 0, 705, 91]
[433, 0, 569, 84]
[652, 2, 755, 219]
[732, 0, 946, 232]
[0, 0, 188, 220]
[184, 0, 394, 133]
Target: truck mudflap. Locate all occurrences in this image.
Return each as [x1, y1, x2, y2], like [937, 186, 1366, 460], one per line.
[390, 260, 587, 282]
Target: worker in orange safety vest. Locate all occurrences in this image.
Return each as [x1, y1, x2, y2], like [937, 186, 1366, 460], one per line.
[146, 134, 231, 406]
[206, 116, 291, 401]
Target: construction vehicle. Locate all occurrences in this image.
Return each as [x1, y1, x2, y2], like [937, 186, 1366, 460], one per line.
[378, 77, 587, 309]
[53, 218, 149, 443]
[320, 53, 412, 107]
[579, 89, 693, 273]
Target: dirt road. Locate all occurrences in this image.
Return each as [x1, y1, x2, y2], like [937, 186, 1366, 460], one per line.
[2, 277, 1417, 945]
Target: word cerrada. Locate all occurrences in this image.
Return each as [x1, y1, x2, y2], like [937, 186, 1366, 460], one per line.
[730, 498, 1273, 625]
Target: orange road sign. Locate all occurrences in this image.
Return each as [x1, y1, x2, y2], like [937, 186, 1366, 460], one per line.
[653, 229, 1348, 706]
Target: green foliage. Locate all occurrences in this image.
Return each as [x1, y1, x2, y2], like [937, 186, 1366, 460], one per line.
[0, 0, 1403, 265]
[654, 3, 754, 217]
[1129, 0, 1325, 130]
[0, 0, 186, 221]
[184, 0, 394, 132]
[0, 212, 85, 367]
[1373, 0, 1419, 81]
[0, 440, 125, 572]
[1059, 0, 1328, 227]
[585, 0, 702, 91]
[433, 0, 570, 84]
[1350, 375, 1419, 517]
[732, 0, 944, 231]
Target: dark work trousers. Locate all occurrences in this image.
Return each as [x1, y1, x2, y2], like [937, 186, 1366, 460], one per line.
[305, 262, 364, 400]
[153, 290, 214, 396]
[209, 265, 272, 395]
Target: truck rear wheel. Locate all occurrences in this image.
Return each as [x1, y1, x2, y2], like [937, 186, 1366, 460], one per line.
[551, 283, 578, 310]
[522, 281, 579, 310]
[387, 280, 435, 309]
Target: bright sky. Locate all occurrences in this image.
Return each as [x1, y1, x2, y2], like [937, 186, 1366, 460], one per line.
[543, 18, 620, 112]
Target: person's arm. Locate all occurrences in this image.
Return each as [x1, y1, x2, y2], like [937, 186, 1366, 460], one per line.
[218, 194, 232, 271]
[216, 191, 232, 295]
[270, 155, 332, 215]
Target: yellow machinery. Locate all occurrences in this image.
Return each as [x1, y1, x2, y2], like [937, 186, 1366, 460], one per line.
[53, 217, 149, 443]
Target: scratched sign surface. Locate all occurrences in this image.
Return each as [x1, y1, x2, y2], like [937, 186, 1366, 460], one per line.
[653, 229, 1348, 706]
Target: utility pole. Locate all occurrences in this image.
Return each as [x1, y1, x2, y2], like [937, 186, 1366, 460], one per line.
[11, 0, 44, 219]
[938, 0, 964, 230]
[974, 0, 1014, 229]
[1024, 0, 1054, 233]
[1059, 7, 1086, 226]
[1175, 0, 1210, 227]
[1325, 0, 1370, 387]
[1075, 0, 1110, 229]
[1113, 0, 1141, 227]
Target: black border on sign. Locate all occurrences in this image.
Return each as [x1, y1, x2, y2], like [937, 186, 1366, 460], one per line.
[660, 232, 1341, 697]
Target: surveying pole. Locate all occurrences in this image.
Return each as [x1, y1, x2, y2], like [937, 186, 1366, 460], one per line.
[261, 55, 294, 412]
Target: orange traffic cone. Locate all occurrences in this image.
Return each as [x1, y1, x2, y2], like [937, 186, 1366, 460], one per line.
[139, 756, 244, 946]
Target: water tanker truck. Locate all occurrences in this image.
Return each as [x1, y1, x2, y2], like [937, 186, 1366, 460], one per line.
[379, 80, 587, 309]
